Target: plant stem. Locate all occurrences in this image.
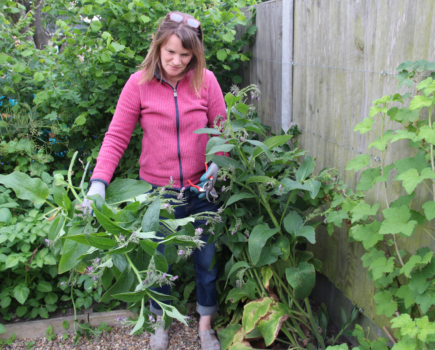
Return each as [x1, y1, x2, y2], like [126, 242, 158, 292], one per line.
[259, 190, 283, 236]
[279, 325, 299, 348]
[68, 151, 83, 204]
[304, 297, 325, 349]
[280, 190, 297, 227]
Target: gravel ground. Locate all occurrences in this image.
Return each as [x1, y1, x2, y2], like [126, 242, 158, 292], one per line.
[7, 317, 202, 350]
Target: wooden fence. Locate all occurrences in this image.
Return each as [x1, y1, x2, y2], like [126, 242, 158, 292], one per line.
[240, 0, 435, 330]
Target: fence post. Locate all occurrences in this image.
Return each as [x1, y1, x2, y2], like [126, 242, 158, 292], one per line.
[281, 0, 293, 131]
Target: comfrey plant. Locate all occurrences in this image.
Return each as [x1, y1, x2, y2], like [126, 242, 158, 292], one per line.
[0, 152, 213, 339]
[196, 85, 342, 349]
[323, 60, 435, 350]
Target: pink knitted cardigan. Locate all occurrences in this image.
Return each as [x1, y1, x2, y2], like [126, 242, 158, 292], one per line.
[90, 69, 227, 188]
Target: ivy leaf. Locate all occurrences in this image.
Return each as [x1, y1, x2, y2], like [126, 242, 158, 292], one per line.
[394, 107, 420, 124]
[374, 290, 397, 317]
[423, 201, 435, 221]
[379, 206, 417, 236]
[350, 202, 379, 223]
[395, 152, 427, 175]
[397, 168, 435, 194]
[396, 285, 417, 309]
[326, 210, 348, 228]
[369, 256, 395, 280]
[391, 314, 417, 338]
[345, 154, 370, 172]
[409, 95, 433, 110]
[368, 131, 394, 151]
[417, 125, 435, 144]
[350, 221, 382, 250]
[354, 118, 374, 134]
[356, 168, 381, 191]
[415, 316, 435, 342]
[391, 130, 419, 143]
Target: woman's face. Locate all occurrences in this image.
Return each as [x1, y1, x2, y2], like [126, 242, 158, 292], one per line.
[160, 34, 193, 83]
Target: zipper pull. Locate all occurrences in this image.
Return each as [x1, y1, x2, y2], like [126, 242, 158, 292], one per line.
[174, 89, 177, 97]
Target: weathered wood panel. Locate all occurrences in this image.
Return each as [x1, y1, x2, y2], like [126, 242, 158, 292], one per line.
[240, 0, 283, 134]
[292, 0, 435, 328]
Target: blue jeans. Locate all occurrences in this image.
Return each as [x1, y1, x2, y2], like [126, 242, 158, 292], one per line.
[148, 185, 219, 317]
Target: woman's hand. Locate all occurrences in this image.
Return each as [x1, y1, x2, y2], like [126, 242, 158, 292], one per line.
[82, 181, 106, 214]
[190, 162, 219, 199]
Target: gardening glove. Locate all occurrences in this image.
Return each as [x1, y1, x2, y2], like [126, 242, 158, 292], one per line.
[82, 181, 106, 214]
[190, 162, 219, 199]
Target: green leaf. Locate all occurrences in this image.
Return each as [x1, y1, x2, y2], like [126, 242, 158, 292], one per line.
[183, 281, 196, 301]
[296, 156, 314, 182]
[14, 285, 30, 305]
[391, 129, 419, 143]
[345, 154, 371, 172]
[415, 316, 435, 342]
[380, 206, 417, 236]
[90, 20, 102, 31]
[257, 302, 289, 346]
[368, 131, 394, 151]
[130, 312, 145, 335]
[16, 306, 27, 317]
[423, 201, 435, 221]
[100, 51, 112, 62]
[397, 168, 435, 194]
[212, 156, 244, 171]
[248, 224, 280, 266]
[39, 307, 48, 318]
[34, 72, 44, 82]
[395, 152, 428, 175]
[44, 292, 58, 305]
[242, 297, 273, 334]
[247, 25, 257, 35]
[226, 193, 257, 207]
[263, 135, 292, 149]
[280, 178, 320, 199]
[217, 49, 227, 61]
[247, 140, 273, 160]
[374, 291, 397, 317]
[410, 95, 433, 110]
[417, 125, 435, 144]
[37, 281, 52, 292]
[326, 210, 348, 228]
[74, 113, 87, 126]
[142, 196, 160, 233]
[106, 179, 151, 204]
[394, 108, 420, 124]
[218, 324, 242, 350]
[64, 233, 117, 250]
[0, 53, 9, 63]
[0, 297, 11, 308]
[391, 314, 418, 338]
[154, 251, 168, 273]
[112, 290, 148, 303]
[245, 176, 275, 185]
[0, 208, 11, 225]
[350, 221, 383, 250]
[350, 202, 380, 223]
[0, 172, 49, 205]
[193, 128, 221, 135]
[369, 256, 395, 280]
[227, 261, 250, 285]
[226, 279, 257, 303]
[396, 285, 416, 309]
[58, 239, 90, 274]
[140, 15, 150, 23]
[236, 103, 249, 115]
[285, 262, 315, 300]
[100, 266, 135, 302]
[206, 144, 235, 155]
[92, 204, 132, 236]
[110, 42, 125, 52]
[354, 118, 374, 134]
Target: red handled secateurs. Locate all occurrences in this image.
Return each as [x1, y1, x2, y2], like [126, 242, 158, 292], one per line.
[187, 163, 218, 202]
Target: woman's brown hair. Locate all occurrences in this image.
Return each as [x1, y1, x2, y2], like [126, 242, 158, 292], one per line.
[139, 12, 206, 96]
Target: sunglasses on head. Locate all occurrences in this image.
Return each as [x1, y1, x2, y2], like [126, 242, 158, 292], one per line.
[167, 12, 201, 29]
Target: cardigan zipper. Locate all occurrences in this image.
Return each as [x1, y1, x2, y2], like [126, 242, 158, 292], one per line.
[161, 80, 183, 188]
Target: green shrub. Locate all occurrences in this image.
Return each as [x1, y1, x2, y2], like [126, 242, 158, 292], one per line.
[0, 0, 257, 181]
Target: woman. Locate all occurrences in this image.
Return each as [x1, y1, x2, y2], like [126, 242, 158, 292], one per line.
[83, 11, 225, 350]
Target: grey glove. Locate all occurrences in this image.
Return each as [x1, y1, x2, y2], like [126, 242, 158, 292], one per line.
[190, 162, 219, 199]
[82, 181, 106, 214]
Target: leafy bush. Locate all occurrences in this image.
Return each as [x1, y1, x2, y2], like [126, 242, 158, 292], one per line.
[323, 60, 435, 349]
[194, 85, 343, 349]
[0, 0, 257, 180]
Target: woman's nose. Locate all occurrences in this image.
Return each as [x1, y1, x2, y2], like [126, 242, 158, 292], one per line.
[173, 55, 181, 65]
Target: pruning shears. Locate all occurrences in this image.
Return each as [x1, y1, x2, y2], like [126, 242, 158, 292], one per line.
[187, 163, 218, 202]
